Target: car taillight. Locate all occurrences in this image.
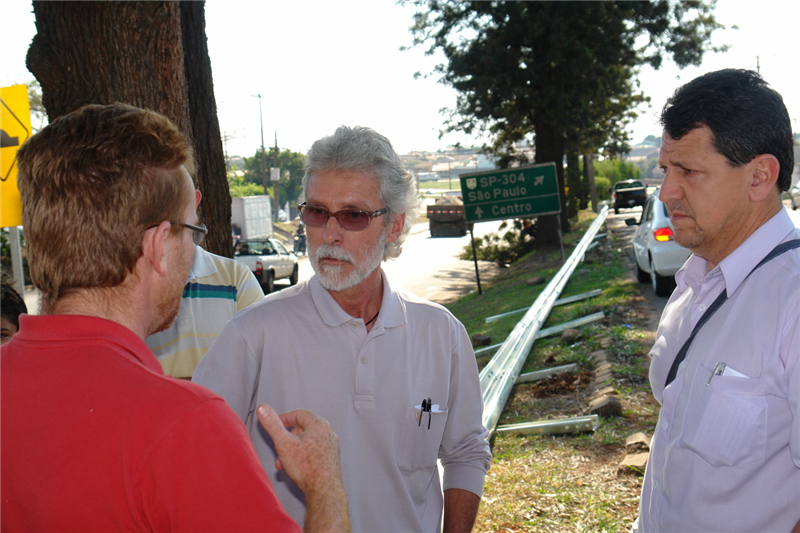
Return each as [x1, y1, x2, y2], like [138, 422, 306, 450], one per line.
[654, 227, 674, 242]
[255, 261, 263, 277]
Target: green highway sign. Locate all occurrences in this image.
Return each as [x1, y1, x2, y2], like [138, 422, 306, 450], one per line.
[459, 162, 561, 223]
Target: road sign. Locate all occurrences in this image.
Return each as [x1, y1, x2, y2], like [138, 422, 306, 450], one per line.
[1, 84, 32, 228]
[460, 162, 561, 223]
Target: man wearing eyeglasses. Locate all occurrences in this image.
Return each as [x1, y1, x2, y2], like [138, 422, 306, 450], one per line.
[1, 103, 348, 532]
[194, 126, 491, 533]
[146, 190, 264, 380]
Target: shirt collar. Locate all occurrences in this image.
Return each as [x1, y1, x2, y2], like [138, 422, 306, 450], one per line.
[14, 314, 164, 374]
[675, 208, 796, 295]
[717, 208, 796, 295]
[188, 246, 218, 280]
[309, 269, 408, 329]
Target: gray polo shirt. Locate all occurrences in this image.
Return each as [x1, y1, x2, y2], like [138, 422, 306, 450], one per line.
[194, 271, 491, 532]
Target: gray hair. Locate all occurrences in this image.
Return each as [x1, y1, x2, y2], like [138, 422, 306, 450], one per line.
[302, 126, 421, 260]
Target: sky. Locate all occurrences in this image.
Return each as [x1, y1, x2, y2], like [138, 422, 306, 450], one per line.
[1, 0, 798, 158]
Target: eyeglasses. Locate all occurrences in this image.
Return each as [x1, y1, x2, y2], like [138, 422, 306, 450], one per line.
[176, 222, 208, 246]
[298, 202, 388, 231]
[147, 221, 208, 246]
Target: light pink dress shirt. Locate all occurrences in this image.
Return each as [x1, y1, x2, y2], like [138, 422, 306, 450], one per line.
[639, 208, 800, 532]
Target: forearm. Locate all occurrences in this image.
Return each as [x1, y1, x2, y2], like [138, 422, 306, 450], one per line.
[791, 516, 800, 533]
[443, 487, 480, 533]
[303, 482, 350, 533]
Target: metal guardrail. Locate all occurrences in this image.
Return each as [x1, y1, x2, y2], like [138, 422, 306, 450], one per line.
[496, 415, 600, 436]
[485, 289, 603, 323]
[479, 206, 609, 436]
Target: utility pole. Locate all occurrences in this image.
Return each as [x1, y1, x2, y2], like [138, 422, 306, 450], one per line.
[272, 131, 280, 221]
[222, 131, 235, 173]
[253, 94, 269, 196]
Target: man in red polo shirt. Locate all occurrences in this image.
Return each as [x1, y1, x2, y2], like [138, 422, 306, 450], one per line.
[1, 103, 348, 532]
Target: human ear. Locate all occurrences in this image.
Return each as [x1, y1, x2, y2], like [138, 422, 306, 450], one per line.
[385, 212, 406, 244]
[142, 221, 172, 277]
[748, 154, 780, 202]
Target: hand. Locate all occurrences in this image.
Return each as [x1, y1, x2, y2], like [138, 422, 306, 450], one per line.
[256, 405, 342, 497]
[257, 405, 350, 533]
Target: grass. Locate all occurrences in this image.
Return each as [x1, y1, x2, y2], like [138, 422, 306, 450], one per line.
[443, 209, 659, 533]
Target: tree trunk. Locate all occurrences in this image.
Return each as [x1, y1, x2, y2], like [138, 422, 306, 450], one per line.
[584, 152, 598, 213]
[533, 120, 569, 245]
[27, 0, 232, 257]
[180, 1, 232, 256]
[565, 150, 580, 221]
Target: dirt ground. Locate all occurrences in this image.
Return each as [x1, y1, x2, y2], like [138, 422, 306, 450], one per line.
[474, 215, 665, 532]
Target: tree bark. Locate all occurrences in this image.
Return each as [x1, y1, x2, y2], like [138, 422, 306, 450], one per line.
[180, 1, 232, 256]
[565, 150, 580, 220]
[27, 0, 232, 257]
[584, 153, 598, 213]
[533, 120, 569, 246]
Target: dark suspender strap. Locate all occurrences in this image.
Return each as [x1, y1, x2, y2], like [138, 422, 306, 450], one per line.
[664, 238, 800, 388]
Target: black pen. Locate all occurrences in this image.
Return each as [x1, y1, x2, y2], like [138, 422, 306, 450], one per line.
[427, 397, 432, 429]
[419, 398, 427, 426]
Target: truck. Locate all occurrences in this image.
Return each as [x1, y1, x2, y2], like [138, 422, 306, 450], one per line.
[231, 195, 273, 245]
[612, 180, 647, 214]
[233, 237, 298, 293]
[427, 196, 468, 237]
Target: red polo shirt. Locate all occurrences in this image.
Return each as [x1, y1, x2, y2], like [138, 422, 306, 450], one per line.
[1, 314, 300, 533]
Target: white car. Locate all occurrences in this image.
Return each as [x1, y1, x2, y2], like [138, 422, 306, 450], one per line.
[626, 189, 692, 297]
[790, 185, 800, 210]
[234, 238, 299, 294]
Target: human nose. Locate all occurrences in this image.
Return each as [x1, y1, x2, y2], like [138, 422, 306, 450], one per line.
[322, 213, 344, 245]
[659, 168, 683, 204]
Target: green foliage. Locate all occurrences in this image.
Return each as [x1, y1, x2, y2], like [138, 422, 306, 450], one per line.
[24, 80, 47, 132]
[594, 159, 641, 187]
[458, 219, 538, 266]
[407, 0, 725, 231]
[244, 148, 306, 205]
[228, 173, 265, 197]
[595, 177, 611, 200]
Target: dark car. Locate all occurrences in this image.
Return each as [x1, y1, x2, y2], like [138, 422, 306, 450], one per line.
[613, 180, 647, 214]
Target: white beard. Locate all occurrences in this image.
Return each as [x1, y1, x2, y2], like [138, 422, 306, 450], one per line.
[309, 229, 386, 292]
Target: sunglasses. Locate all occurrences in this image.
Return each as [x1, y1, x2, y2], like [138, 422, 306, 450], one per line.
[298, 202, 388, 231]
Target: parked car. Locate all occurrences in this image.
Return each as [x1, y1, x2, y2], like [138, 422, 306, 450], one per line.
[626, 189, 692, 297]
[613, 180, 647, 214]
[791, 185, 800, 210]
[234, 237, 299, 293]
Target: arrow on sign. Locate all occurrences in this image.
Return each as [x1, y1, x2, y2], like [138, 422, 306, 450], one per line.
[474, 207, 484, 219]
[534, 175, 544, 186]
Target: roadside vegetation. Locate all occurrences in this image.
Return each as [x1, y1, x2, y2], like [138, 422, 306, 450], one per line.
[444, 209, 659, 532]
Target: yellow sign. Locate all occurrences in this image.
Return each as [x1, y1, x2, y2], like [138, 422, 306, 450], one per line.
[1, 84, 32, 228]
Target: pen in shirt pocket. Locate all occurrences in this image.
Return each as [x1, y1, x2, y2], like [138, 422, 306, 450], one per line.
[706, 361, 748, 386]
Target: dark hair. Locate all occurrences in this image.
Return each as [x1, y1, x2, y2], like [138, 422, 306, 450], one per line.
[660, 69, 794, 191]
[16, 103, 195, 301]
[1, 274, 28, 328]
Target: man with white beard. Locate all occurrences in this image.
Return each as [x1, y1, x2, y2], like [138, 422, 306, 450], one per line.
[194, 125, 491, 533]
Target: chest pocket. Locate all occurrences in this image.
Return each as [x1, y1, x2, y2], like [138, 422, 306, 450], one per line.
[680, 364, 767, 467]
[397, 404, 448, 471]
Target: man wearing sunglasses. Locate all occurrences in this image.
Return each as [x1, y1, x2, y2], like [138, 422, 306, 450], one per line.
[2, 103, 348, 532]
[194, 126, 491, 533]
